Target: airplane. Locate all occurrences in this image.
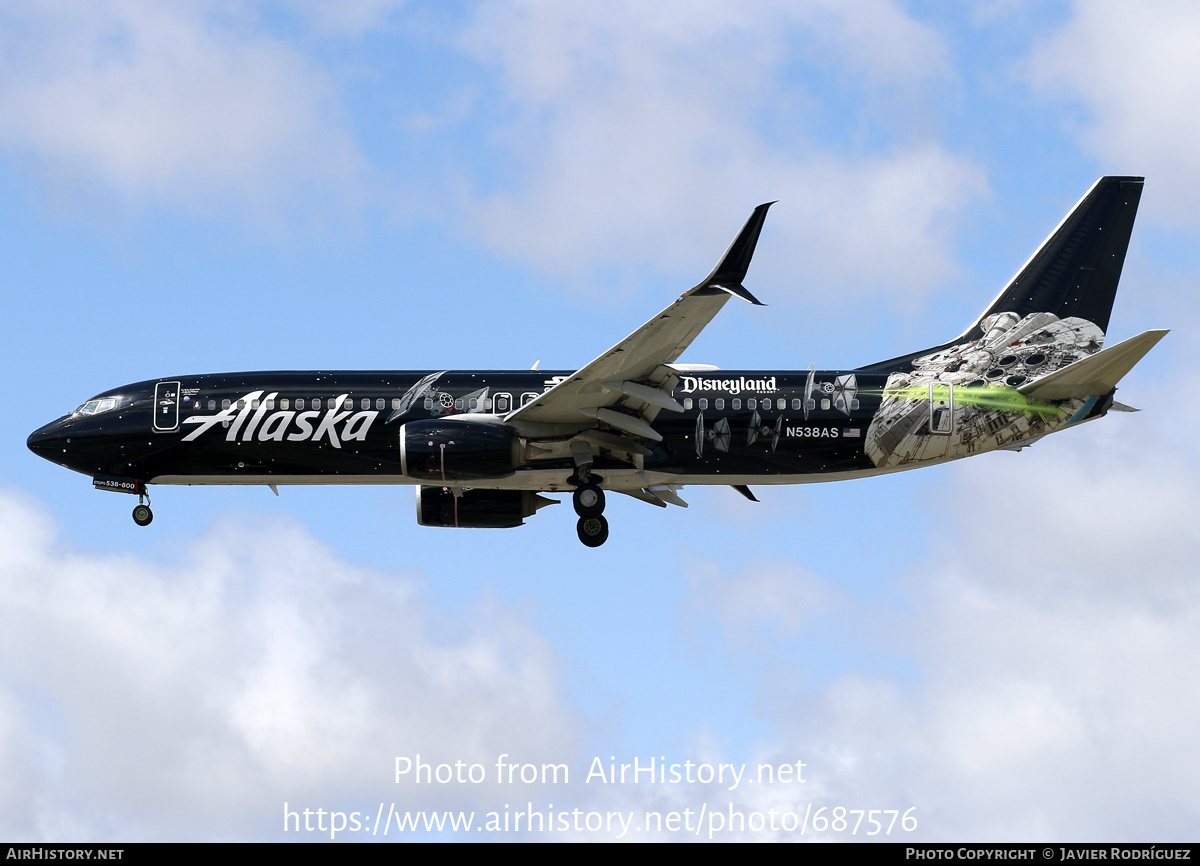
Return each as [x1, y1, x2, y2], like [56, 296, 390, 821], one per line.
[28, 176, 1166, 547]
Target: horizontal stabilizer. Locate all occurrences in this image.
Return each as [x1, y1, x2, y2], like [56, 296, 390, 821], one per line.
[1018, 329, 1168, 400]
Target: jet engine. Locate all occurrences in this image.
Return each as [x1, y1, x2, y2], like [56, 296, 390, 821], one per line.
[416, 486, 557, 528]
[399, 419, 523, 482]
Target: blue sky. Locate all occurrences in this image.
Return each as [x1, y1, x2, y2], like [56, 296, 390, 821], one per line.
[2, 0, 1198, 841]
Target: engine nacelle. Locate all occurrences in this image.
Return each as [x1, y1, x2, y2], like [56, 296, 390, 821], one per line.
[416, 486, 556, 528]
[399, 419, 522, 482]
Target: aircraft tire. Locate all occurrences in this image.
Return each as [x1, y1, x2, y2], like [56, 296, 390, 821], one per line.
[132, 504, 154, 527]
[572, 483, 605, 518]
[576, 515, 609, 547]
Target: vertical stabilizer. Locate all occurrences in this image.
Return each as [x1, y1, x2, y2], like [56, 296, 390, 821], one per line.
[965, 176, 1143, 339]
[863, 177, 1144, 371]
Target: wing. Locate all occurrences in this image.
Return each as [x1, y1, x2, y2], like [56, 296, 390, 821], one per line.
[505, 202, 774, 440]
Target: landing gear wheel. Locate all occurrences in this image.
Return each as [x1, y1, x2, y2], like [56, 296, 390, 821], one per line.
[132, 504, 154, 527]
[576, 515, 609, 547]
[572, 483, 605, 518]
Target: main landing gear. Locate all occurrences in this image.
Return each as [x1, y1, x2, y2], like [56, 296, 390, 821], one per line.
[573, 476, 608, 548]
[132, 492, 153, 527]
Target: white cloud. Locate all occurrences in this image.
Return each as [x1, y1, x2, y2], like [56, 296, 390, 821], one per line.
[456, 0, 986, 302]
[678, 391, 1200, 840]
[682, 558, 831, 652]
[0, 1, 366, 223]
[1027, 0, 1200, 227]
[288, 0, 408, 37]
[0, 491, 575, 840]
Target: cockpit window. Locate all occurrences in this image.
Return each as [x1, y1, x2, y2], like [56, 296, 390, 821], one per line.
[74, 397, 121, 416]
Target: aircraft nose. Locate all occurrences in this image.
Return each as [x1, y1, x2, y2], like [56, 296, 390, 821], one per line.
[27, 418, 69, 462]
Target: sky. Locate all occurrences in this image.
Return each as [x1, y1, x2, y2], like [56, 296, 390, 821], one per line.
[1, 0, 1198, 842]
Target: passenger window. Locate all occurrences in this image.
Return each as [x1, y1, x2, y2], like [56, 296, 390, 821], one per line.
[222, 399, 231, 410]
[296, 398, 305, 410]
[454, 397, 464, 410]
[468, 398, 479, 411]
[748, 398, 757, 409]
[361, 398, 370, 410]
[521, 392, 537, 407]
[252, 400, 260, 410]
[851, 399, 860, 410]
[208, 399, 216, 411]
[698, 398, 708, 410]
[495, 394, 511, 413]
[280, 398, 289, 410]
[806, 399, 816, 410]
[376, 398, 385, 410]
[391, 398, 401, 410]
[792, 398, 801, 410]
[715, 398, 725, 410]
[821, 399, 830, 411]
[732, 399, 741, 410]
[265, 399, 275, 410]
[683, 398, 693, 410]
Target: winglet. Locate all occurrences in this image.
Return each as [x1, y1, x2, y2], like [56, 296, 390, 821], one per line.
[689, 202, 775, 305]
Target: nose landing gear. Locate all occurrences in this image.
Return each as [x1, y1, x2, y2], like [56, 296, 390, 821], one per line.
[132, 491, 153, 527]
[572, 478, 608, 547]
[91, 475, 155, 526]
